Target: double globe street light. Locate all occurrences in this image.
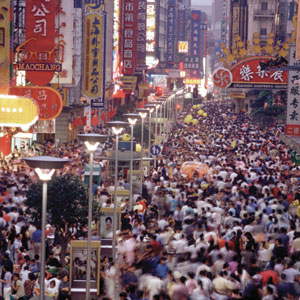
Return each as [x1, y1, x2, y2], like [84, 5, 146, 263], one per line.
[23, 156, 69, 300]
[77, 133, 108, 300]
[106, 121, 128, 262]
[123, 113, 140, 211]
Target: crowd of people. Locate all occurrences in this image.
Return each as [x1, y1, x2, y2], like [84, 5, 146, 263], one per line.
[0, 99, 299, 300]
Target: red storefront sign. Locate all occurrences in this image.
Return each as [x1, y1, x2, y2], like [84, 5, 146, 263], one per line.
[24, 0, 56, 85]
[229, 56, 288, 89]
[120, 0, 137, 75]
[9, 86, 63, 120]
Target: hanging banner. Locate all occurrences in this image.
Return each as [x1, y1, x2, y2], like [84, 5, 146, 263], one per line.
[9, 86, 63, 120]
[178, 6, 186, 41]
[136, 0, 147, 71]
[286, 46, 300, 136]
[296, 3, 300, 60]
[121, 0, 137, 75]
[51, 0, 73, 84]
[24, 0, 56, 85]
[83, 13, 104, 106]
[166, 0, 176, 64]
[0, 0, 10, 94]
[190, 10, 201, 77]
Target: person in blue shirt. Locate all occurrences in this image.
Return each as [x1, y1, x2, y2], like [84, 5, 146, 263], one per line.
[155, 257, 170, 279]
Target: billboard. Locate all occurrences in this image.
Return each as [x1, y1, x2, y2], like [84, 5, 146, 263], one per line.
[229, 56, 288, 89]
[24, 0, 56, 85]
[0, 0, 10, 94]
[82, 13, 105, 107]
[166, 1, 176, 64]
[286, 46, 300, 136]
[10, 86, 63, 120]
[121, 0, 137, 75]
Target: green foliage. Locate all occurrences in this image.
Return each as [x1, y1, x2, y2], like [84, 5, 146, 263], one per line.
[250, 90, 273, 109]
[26, 174, 89, 231]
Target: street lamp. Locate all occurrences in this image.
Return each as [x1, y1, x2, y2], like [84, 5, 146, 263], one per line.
[23, 156, 69, 300]
[136, 109, 148, 194]
[144, 105, 155, 149]
[123, 113, 140, 211]
[77, 133, 108, 300]
[106, 121, 128, 262]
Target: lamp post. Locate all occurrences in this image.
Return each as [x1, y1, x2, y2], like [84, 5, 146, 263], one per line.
[23, 156, 69, 300]
[144, 105, 155, 149]
[123, 114, 140, 211]
[106, 121, 128, 262]
[136, 109, 148, 194]
[77, 134, 108, 300]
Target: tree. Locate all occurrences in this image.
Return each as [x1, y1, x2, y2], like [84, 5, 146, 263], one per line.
[26, 173, 100, 264]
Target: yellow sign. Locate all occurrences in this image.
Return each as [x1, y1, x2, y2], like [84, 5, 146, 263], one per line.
[230, 93, 245, 98]
[178, 41, 189, 53]
[0, 96, 39, 127]
[0, 0, 10, 94]
[83, 14, 104, 100]
[120, 76, 137, 90]
[185, 78, 201, 85]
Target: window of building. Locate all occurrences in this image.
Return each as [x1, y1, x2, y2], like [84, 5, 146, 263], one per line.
[260, 28, 267, 35]
[261, 2, 268, 10]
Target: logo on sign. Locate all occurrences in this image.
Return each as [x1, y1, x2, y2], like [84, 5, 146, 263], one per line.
[150, 145, 161, 156]
[85, 0, 105, 11]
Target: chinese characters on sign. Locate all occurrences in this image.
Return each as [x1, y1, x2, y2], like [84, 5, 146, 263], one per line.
[85, 0, 105, 12]
[137, 0, 146, 70]
[146, 0, 156, 57]
[178, 6, 186, 41]
[25, 0, 56, 85]
[83, 14, 104, 107]
[0, 0, 10, 94]
[191, 10, 201, 77]
[286, 46, 300, 136]
[10, 87, 63, 121]
[166, 1, 176, 64]
[229, 57, 288, 89]
[121, 0, 137, 75]
[183, 57, 200, 69]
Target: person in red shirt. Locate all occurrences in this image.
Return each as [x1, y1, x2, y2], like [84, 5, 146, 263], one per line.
[149, 234, 162, 256]
[260, 266, 279, 286]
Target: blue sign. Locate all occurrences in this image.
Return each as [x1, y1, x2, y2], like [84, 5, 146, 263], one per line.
[166, 1, 176, 64]
[178, 7, 186, 41]
[150, 145, 161, 156]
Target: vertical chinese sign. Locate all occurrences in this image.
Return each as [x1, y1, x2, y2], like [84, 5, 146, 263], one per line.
[166, 0, 176, 65]
[120, 0, 137, 75]
[51, 0, 73, 85]
[83, 14, 104, 106]
[286, 45, 300, 136]
[0, 0, 10, 94]
[178, 5, 186, 42]
[25, 0, 56, 85]
[137, 0, 147, 71]
[190, 10, 201, 77]
[146, 0, 156, 66]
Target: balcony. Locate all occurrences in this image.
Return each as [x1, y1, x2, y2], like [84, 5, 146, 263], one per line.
[254, 9, 275, 18]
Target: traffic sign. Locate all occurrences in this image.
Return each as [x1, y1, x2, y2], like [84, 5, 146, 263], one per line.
[150, 145, 161, 156]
